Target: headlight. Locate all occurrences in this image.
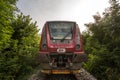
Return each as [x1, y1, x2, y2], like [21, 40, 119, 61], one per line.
[75, 44, 80, 50]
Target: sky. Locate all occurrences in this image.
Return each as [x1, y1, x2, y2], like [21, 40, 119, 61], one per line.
[17, 0, 110, 32]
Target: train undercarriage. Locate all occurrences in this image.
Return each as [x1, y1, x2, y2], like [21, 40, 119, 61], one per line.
[39, 53, 87, 74]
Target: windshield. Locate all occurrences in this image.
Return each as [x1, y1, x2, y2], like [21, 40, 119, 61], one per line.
[48, 22, 74, 40]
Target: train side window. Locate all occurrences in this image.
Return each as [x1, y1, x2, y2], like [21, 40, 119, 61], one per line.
[76, 25, 81, 45]
[41, 25, 47, 46]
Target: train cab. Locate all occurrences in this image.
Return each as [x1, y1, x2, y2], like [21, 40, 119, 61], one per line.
[39, 21, 87, 69]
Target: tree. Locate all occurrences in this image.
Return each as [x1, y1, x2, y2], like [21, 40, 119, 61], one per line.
[11, 13, 40, 80]
[0, 0, 18, 79]
[0, 0, 40, 79]
[0, 0, 17, 51]
[83, 0, 120, 79]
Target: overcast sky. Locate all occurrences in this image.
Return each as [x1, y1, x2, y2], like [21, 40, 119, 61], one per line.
[17, 0, 110, 32]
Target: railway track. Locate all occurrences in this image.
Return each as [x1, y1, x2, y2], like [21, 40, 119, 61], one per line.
[75, 68, 97, 80]
[29, 68, 97, 80]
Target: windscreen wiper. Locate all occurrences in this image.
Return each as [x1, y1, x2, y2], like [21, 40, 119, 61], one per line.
[61, 30, 72, 42]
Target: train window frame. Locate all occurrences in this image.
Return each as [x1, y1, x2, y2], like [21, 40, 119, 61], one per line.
[47, 22, 75, 40]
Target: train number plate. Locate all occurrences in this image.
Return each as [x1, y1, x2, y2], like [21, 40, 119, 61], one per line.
[57, 48, 66, 53]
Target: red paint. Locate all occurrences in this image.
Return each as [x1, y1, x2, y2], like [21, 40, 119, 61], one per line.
[39, 21, 84, 54]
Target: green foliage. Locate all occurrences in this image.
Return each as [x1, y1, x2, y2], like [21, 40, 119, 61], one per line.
[0, 0, 18, 80]
[11, 13, 40, 80]
[0, 0, 17, 51]
[83, 0, 120, 80]
[0, 0, 40, 79]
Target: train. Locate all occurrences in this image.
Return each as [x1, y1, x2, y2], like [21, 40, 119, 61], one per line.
[39, 21, 87, 74]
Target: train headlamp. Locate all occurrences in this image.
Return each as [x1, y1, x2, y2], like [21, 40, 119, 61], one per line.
[75, 44, 80, 50]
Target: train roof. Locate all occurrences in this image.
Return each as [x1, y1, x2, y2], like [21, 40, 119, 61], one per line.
[45, 21, 76, 23]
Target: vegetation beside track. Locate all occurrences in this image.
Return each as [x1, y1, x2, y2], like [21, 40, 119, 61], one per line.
[0, 0, 40, 79]
[82, 0, 120, 79]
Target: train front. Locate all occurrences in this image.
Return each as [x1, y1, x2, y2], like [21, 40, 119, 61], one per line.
[39, 21, 87, 74]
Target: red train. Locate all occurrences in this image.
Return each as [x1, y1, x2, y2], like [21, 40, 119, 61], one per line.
[39, 21, 87, 74]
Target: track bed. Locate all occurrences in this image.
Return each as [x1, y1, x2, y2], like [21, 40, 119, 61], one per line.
[29, 68, 97, 80]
